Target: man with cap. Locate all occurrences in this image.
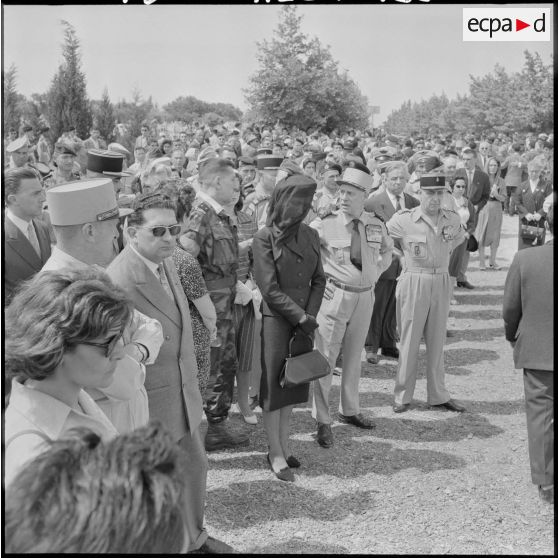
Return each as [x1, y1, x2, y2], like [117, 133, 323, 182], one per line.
[244, 154, 284, 230]
[186, 146, 218, 193]
[367, 147, 397, 194]
[242, 133, 260, 158]
[237, 155, 258, 198]
[86, 148, 133, 200]
[6, 137, 32, 169]
[386, 172, 466, 414]
[364, 161, 420, 364]
[311, 163, 342, 218]
[4, 167, 51, 304]
[405, 150, 442, 199]
[180, 158, 250, 452]
[44, 142, 81, 189]
[310, 165, 393, 448]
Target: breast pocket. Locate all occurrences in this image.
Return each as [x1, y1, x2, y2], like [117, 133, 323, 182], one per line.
[328, 239, 350, 265]
[212, 227, 236, 265]
[407, 234, 428, 260]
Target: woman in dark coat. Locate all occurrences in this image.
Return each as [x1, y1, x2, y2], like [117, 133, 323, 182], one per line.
[253, 172, 326, 482]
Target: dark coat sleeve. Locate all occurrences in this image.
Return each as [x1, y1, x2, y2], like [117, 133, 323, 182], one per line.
[502, 252, 522, 342]
[466, 199, 477, 234]
[253, 228, 307, 326]
[476, 172, 491, 212]
[305, 227, 326, 318]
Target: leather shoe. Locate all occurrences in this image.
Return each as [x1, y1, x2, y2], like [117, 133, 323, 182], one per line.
[538, 485, 554, 504]
[366, 352, 379, 364]
[393, 403, 409, 413]
[381, 347, 399, 359]
[286, 455, 301, 468]
[433, 399, 466, 412]
[337, 412, 375, 429]
[457, 281, 475, 289]
[266, 454, 295, 482]
[191, 536, 235, 554]
[317, 423, 333, 448]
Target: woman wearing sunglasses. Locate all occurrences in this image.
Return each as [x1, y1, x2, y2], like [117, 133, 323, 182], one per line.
[4, 268, 132, 487]
[448, 176, 476, 305]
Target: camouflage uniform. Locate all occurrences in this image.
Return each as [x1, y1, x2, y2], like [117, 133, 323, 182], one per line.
[183, 196, 239, 424]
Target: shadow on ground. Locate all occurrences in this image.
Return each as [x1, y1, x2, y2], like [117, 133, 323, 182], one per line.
[247, 539, 350, 554]
[445, 327, 504, 344]
[453, 294, 505, 305]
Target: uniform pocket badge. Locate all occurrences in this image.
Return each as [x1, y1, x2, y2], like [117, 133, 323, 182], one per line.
[441, 225, 454, 242]
[365, 224, 383, 244]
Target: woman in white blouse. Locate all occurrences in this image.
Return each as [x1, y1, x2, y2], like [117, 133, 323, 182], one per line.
[4, 268, 132, 486]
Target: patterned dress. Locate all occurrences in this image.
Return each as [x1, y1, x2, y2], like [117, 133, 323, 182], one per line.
[172, 244, 211, 396]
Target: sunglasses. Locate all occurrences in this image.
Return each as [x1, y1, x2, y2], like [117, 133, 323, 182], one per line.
[80, 333, 122, 358]
[138, 224, 182, 237]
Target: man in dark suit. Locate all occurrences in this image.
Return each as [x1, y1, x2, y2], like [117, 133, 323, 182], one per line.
[454, 147, 490, 289]
[503, 205, 554, 505]
[4, 167, 51, 304]
[107, 192, 233, 553]
[363, 161, 420, 363]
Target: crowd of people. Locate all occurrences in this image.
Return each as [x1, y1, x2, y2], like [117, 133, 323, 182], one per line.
[3, 119, 555, 552]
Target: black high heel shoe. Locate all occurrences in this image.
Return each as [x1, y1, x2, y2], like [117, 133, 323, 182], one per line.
[266, 454, 295, 482]
[286, 455, 301, 468]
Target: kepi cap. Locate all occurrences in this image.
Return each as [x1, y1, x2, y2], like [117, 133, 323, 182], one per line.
[46, 178, 133, 226]
[336, 166, 371, 192]
[257, 154, 283, 170]
[238, 156, 255, 167]
[420, 173, 446, 189]
[87, 149, 132, 177]
[6, 137, 30, 153]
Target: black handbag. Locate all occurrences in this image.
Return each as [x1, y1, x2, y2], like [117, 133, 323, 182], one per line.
[520, 221, 545, 243]
[466, 234, 479, 252]
[279, 331, 331, 388]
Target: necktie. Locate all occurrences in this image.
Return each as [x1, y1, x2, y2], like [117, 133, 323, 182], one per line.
[395, 195, 402, 212]
[27, 222, 41, 257]
[350, 219, 362, 271]
[157, 264, 174, 300]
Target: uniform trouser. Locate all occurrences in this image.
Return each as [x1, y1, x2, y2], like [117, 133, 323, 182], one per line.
[178, 427, 209, 552]
[312, 286, 374, 424]
[366, 278, 398, 351]
[457, 249, 470, 283]
[394, 272, 451, 406]
[205, 317, 238, 423]
[523, 369, 554, 486]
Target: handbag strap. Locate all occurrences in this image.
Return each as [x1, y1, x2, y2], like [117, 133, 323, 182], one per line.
[287, 330, 312, 358]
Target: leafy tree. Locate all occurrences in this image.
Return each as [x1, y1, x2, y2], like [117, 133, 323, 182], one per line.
[244, 6, 369, 132]
[92, 87, 116, 143]
[163, 95, 242, 124]
[3, 63, 22, 131]
[46, 20, 92, 141]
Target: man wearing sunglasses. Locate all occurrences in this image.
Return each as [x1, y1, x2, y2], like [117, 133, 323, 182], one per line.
[107, 191, 233, 554]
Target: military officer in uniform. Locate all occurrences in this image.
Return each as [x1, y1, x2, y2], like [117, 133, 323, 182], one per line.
[181, 158, 250, 452]
[44, 143, 81, 189]
[6, 137, 32, 170]
[387, 172, 467, 414]
[310, 166, 393, 448]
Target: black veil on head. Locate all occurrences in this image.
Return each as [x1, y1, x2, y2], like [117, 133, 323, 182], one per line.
[267, 174, 317, 247]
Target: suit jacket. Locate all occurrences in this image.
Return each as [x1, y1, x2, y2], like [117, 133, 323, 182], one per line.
[455, 167, 490, 212]
[4, 216, 52, 304]
[503, 240, 553, 371]
[364, 191, 419, 280]
[106, 245, 203, 441]
[513, 179, 553, 219]
[253, 223, 326, 326]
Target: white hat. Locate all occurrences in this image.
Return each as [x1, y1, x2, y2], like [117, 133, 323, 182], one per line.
[6, 137, 30, 153]
[46, 178, 133, 226]
[107, 142, 131, 157]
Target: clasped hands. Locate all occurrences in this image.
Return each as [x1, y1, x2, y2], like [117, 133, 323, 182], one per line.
[525, 213, 542, 222]
[298, 313, 319, 335]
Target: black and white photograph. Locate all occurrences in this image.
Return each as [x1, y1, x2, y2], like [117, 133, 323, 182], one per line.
[2, 1, 554, 554]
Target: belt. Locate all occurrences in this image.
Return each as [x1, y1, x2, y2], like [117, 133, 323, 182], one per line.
[205, 276, 236, 290]
[404, 267, 448, 275]
[327, 277, 372, 293]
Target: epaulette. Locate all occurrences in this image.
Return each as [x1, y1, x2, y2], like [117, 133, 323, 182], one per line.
[441, 207, 457, 215]
[191, 200, 209, 216]
[399, 208, 413, 214]
[363, 210, 384, 223]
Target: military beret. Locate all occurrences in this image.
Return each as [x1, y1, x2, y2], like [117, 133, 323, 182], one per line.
[343, 139, 357, 150]
[54, 142, 77, 157]
[322, 163, 342, 175]
[22, 125, 33, 133]
[238, 156, 256, 167]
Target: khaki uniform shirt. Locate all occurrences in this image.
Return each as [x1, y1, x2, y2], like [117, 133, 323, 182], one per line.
[386, 206, 465, 273]
[310, 210, 393, 288]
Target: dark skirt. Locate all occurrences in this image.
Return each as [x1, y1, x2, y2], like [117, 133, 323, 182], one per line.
[259, 314, 311, 412]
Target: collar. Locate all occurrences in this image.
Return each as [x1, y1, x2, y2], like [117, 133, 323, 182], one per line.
[6, 208, 32, 237]
[130, 245, 160, 278]
[197, 190, 225, 214]
[529, 179, 539, 189]
[43, 246, 90, 271]
[385, 190, 402, 207]
[9, 378, 113, 440]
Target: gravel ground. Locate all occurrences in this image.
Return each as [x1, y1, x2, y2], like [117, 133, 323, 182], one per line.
[202, 214, 554, 555]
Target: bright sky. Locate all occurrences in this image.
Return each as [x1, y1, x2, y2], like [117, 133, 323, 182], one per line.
[2, 3, 553, 125]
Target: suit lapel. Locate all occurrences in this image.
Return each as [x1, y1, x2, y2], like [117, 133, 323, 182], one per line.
[5, 217, 42, 269]
[128, 248, 182, 329]
[33, 220, 51, 264]
[379, 192, 396, 220]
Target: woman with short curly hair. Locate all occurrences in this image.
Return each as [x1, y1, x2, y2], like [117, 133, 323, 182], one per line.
[4, 267, 133, 486]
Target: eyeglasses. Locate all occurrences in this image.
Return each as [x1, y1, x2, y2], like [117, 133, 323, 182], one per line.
[138, 224, 182, 237]
[80, 334, 122, 358]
